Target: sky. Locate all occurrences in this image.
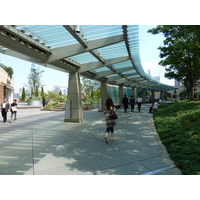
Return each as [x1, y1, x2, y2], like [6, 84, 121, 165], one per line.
[1, 1, 198, 197]
[0, 25, 174, 93]
[139, 25, 175, 86]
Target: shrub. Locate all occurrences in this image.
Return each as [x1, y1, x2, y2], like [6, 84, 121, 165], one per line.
[43, 91, 67, 109]
[153, 101, 200, 175]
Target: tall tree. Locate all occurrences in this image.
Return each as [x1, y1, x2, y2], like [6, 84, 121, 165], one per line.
[21, 87, 26, 101]
[35, 86, 39, 97]
[81, 78, 100, 104]
[41, 86, 45, 98]
[148, 25, 200, 100]
[26, 63, 44, 97]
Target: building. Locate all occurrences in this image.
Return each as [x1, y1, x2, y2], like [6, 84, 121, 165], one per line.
[0, 64, 14, 103]
[54, 85, 68, 94]
[152, 76, 160, 82]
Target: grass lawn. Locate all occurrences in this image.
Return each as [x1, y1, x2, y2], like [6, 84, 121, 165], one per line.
[153, 101, 200, 175]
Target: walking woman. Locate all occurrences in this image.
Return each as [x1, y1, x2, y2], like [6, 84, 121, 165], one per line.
[104, 98, 117, 144]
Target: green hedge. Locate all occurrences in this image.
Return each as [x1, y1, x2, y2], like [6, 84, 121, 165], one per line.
[153, 101, 200, 175]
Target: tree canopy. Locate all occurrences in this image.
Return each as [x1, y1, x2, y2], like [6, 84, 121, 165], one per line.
[1, 64, 14, 78]
[148, 25, 200, 100]
[26, 63, 44, 97]
[81, 78, 100, 105]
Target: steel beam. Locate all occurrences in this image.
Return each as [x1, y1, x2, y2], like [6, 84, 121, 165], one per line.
[78, 56, 129, 73]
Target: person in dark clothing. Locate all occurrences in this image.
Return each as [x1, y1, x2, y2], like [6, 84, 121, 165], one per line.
[149, 100, 155, 113]
[42, 98, 47, 107]
[122, 94, 129, 113]
[149, 99, 158, 113]
[130, 95, 135, 112]
[1, 98, 10, 123]
[10, 99, 18, 123]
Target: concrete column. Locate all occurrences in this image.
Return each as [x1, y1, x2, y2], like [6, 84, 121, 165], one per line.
[64, 72, 83, 123]
[98, 81, 108, 111]
[160, 91, 164, 99]
[151, 90, 155, 102]
[142, 89, 146, 104]
[131, 87, 136, 100]
[118, 85, 124, 106]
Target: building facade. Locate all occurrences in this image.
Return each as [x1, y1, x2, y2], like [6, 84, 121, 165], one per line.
[0, 65, 14, 103]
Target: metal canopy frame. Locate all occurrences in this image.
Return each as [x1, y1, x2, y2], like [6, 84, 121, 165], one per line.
[0, 25, 176, 91]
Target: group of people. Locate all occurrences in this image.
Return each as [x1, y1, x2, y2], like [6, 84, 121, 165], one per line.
[122, 94, 143, 113]
[0, 98, 18, 123]
[103, 95, 162, 144]
[103, 95, 143, 144]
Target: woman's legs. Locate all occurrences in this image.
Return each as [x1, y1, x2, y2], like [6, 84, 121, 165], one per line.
[105, 127, 115, 143]
[105, 127, 114, 144]
[110, 127, 114, 140]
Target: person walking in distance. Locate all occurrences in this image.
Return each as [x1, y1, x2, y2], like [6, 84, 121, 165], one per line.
[122, 94, 129, 113]
[130, 95, 135, 112]
[1, 98, 10, 123]
[136, 95, 143, 112]
[10, 99, 18, 123]
[104, 98, 117, 144]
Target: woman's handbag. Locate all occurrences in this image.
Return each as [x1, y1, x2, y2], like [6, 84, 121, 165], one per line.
[110, 113, 118, 119]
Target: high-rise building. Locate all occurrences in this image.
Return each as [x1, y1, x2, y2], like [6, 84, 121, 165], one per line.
[152, 76, 160, 82]
[175, 80, 181, 87]
[54, 85, 68, 94]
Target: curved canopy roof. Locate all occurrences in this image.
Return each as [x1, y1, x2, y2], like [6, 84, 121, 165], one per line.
[0, 25, 175, 91]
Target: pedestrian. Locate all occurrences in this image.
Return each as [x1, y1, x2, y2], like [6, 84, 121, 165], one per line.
[136, 95, 143, 112]
[10, 99, 18, 123]
[152, 99, 159, 111]
[130, 95, 135, 112]
[42, 98, 47, 107]
[1, 98, 10, 123]
[104, 98, 117, 144]
[122, 94, 129, 113]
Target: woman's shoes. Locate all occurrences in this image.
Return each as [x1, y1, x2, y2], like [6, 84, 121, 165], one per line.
[111, 133, 114, 141]
[105, 137, 109, 144]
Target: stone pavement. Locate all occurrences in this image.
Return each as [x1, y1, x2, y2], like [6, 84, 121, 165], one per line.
[0, 104, 182, 175]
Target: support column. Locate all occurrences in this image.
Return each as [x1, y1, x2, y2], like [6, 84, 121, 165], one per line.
[64, 72, 83, 123]
[131, 87, 136, 100]
[142, 89, 146, 104]
[160, 91, 164, 99]
[151, 90, 155, 102]
[118, 85, 124, 106]
[98, 81, 108, 112]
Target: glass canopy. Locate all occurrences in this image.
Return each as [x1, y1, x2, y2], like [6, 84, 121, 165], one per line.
[0, 25, 176, 91]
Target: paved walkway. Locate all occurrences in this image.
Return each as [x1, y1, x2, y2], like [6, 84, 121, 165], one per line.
[0, 104, 182, 175]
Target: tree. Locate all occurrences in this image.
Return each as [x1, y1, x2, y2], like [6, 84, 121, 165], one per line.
[81, 78, 100, 104]
[41, 86, 45, 98]
[148, 25, 200, 100]
[21, 87, 26, 101]
[26, 63, 44, 97]
[1, 64, 14, 78]
[35, 86, 39, 97]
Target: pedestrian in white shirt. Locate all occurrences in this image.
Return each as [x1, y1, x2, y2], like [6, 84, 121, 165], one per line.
[136, 96, 143, 112]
